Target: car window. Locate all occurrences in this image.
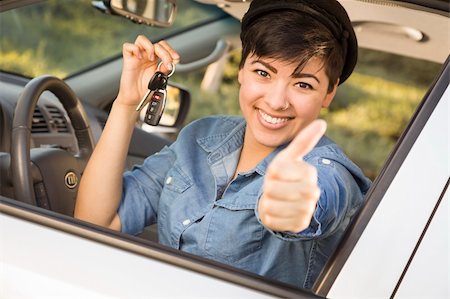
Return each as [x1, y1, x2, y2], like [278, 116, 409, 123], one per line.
[0, 0, 226, 78]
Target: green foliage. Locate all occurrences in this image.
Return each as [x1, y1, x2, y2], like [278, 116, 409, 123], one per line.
[322, 72, 432, 179]
[356, 48, 441, 87]
[329, 73, 425, 138]
[325, 126, 394, 179]
[0, 48, 65, 78]
[1, 0, 128, 77]
[0, 0, 222, 78]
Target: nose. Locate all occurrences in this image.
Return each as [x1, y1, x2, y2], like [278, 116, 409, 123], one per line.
[264, 81, 290, 111]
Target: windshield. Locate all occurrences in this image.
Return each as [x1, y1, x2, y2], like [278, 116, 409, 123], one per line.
[0, 0, 226, 78]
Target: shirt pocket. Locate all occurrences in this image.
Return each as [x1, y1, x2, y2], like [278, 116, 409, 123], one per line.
[204, 193, 264, 264]
[162, 165, 192, 194]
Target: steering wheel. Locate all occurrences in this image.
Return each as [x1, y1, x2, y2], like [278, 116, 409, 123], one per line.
[11, 75, 94, 216]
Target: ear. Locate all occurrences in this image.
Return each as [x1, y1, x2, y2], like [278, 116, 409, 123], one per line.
[322, 80, 339, 108]
[238, 68, 243, 85]
[238, 54, 251, 85]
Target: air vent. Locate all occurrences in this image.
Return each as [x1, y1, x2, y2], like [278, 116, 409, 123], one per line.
[46, 105, 69, 133]
[31, 107, 49, 133]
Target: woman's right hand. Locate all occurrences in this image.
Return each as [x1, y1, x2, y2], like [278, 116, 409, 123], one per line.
[116, 35, 180, 107]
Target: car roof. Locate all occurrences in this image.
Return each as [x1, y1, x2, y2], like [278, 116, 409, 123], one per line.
[195, 0, 449, 63]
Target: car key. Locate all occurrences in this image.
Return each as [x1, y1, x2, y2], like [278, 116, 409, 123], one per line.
[135, 71, 167, 112]
[144, 80, 167, 126]
[135, 61, 175, 126]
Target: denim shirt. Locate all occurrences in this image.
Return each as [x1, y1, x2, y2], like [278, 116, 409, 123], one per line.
[118, 116, 371, 289]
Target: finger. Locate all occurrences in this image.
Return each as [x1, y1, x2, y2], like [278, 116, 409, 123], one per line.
[135, 35, 156, 61]
[259, 194, 318, 217]
[266, 158, 318, 182]
[158, 40, 180, 63]
[259, 213, 313, 233]
[280, 119, 327, 162]
[154, 43, 175, 73]
[263, 179, 320, 201]
[122, 43, 143, 59]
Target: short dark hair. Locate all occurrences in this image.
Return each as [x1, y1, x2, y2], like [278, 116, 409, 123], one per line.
[239, 10, 345, 92]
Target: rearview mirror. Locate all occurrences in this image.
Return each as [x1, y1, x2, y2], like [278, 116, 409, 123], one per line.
[95, 0, 177, 27]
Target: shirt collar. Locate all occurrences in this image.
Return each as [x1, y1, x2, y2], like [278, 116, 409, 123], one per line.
[196, 117, 246, 153]
[196, 117, 290, 176]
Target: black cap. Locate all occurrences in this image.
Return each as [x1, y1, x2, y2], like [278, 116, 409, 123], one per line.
[241, 0, 357, 84]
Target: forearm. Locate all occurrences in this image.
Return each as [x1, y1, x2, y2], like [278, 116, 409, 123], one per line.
[74, 100, 139, 229]
[75, 36, 180, 229]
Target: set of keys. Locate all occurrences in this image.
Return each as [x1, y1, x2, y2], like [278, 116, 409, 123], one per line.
[136, 61, 175, 126]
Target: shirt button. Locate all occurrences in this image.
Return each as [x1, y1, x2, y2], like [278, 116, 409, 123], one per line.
[321, 158, 331, 165]
[165, 176, 173, 185]
[182, 219, 191, 226]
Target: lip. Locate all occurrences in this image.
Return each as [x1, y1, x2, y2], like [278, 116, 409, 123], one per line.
[257, 108, 292, 129]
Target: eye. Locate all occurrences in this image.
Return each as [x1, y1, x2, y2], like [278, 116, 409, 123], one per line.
[255, 70, 270, 78]
[295, 82, 313, 89]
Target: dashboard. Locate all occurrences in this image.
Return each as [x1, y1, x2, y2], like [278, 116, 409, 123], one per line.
[0, 73, 173, 201]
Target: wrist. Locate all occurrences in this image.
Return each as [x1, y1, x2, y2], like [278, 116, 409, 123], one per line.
[112, 99, 138, 110]
[111, 100, 140, 123]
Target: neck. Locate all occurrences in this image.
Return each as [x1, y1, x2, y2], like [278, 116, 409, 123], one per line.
[234, 130, 274, 178]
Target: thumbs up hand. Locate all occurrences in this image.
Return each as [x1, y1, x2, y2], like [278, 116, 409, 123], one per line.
[258, 119, 327, 233]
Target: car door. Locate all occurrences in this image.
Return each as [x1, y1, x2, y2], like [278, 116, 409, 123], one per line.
[314, 57, 449, 298]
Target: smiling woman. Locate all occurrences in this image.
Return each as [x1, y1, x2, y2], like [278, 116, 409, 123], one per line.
[73, 0, 373, 290]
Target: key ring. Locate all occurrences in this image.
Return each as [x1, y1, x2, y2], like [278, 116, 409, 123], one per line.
[157, 61, 175, 77]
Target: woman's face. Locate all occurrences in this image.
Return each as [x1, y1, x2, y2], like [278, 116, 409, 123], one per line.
[238, 54, 337, 151]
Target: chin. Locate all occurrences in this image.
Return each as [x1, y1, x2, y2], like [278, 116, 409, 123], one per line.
[254, 131, 290, 149]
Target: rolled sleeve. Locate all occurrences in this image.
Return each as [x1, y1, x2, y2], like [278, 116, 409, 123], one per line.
[118, 146, 175, 235]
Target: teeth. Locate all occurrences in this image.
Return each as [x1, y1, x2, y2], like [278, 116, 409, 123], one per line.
[259, 110, 289, 124]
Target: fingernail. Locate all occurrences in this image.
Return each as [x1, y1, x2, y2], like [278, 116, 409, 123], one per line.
[166, 63, 172, 70]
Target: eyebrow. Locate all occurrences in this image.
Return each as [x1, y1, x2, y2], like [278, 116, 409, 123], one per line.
[252, 60, 277, 73]
[292, 72, 321, 84]
[252, 59, 321, 84]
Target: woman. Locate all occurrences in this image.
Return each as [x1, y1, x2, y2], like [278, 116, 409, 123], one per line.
[75, 0, 371, 289]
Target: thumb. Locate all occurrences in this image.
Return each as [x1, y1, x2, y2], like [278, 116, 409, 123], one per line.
[280, 119, 327, 162]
